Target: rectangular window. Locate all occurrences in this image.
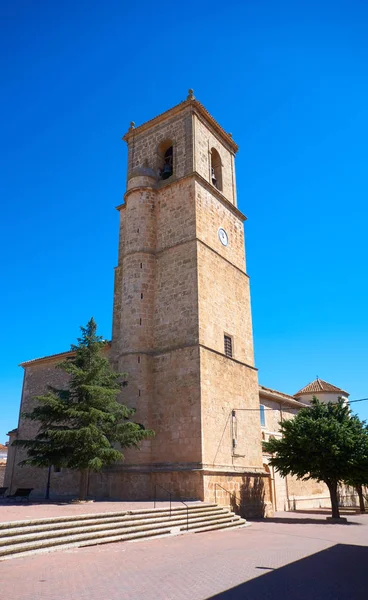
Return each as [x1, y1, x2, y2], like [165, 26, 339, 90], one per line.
[260, 405, 266, 428]
[224, 335, 233, 358]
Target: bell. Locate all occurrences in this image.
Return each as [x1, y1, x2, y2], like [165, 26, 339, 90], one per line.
[211, 168, 217, 187]
[161, 163, 172, 180]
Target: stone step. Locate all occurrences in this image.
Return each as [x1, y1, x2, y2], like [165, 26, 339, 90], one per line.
[0, 513, 240, 558]
[0, 508, 229, 543]
[193, 518, 247, 533]
[0, 512, 236, 555]
[0, 503, 217, 530]
[0, 515, 245, 561]
[0, 504, 247, 561]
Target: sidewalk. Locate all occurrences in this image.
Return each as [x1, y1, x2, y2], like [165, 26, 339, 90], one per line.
[1, 511, 367, 599]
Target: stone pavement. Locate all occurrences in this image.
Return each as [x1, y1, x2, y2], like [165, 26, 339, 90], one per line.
[1, 511, 367, 599]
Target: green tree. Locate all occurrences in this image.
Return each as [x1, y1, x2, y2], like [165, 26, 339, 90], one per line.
[14, 318, 154, 500]
[343, 432, 368, 513]
[343, 478, 368, 514]
[263, 398, 368, 519]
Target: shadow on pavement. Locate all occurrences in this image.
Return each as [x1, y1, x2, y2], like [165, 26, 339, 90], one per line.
[207, 544, 368, 599]
[253, 516, 360, 525]
[292, 508, 361, 516]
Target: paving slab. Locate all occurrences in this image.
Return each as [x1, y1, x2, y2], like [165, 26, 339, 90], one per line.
[1, 511, 367, 599]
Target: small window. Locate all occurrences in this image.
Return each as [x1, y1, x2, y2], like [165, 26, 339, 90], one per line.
[211, 148, 223, 191]
[260, 405, 266, 428]
[224, 335, 233, 358]
[54, 466, 61, 473]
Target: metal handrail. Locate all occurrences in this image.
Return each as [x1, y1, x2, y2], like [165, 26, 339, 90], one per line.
[214, 483, 245, 514]
[153, 484, 189, 531]
[154, 484, 172, 517]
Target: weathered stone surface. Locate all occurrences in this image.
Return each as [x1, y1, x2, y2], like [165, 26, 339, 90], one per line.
[6, 97, 267, 511]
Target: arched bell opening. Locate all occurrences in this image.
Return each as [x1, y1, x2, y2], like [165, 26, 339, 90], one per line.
[158, 140, 174, 181]
[210, 148, 223, 191]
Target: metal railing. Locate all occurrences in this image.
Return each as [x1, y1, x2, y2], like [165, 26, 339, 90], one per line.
[153, 483, 189, 531]
[214, 483, 245, 516]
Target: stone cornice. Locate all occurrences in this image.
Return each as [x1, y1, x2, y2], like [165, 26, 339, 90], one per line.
[116, 343, 257, 372]
[193, 172, 246, 221]
[122, 97, 238, 153]
[116, 171, 247, 223]
[104, 463, 268, 475]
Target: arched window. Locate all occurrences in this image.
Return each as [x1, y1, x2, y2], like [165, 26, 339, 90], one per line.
[158, 140, 174, 181]
[210, 148, 222, 191]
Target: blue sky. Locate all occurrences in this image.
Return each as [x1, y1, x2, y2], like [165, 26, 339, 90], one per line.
[1, 0, 368, 443]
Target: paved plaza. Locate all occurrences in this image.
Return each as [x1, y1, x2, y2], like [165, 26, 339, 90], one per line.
[1, 508, 367, 599]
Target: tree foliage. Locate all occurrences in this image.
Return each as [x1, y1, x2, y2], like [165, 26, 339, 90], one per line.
[14, 318, 154, 499]
[263, 398, 368, 518]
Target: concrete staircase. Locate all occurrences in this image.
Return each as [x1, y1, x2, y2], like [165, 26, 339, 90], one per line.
[0, 503, 247, 561]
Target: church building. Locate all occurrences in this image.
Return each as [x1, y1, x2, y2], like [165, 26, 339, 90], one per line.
[5, 92, 351, 516]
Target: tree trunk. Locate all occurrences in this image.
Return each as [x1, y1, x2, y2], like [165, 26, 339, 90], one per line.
[45, 465, 52, 500]
[79, 469, 89, 501]
[356, 484, 365, 513]
[326, 480, 340, 518]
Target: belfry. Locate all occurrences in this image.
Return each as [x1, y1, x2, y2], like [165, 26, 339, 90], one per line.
[109, 90, 266, 506]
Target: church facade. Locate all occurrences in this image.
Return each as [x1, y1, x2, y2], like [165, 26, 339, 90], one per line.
[5, 93, 352, 516]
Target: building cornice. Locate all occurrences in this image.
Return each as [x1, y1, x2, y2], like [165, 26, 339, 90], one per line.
[122, 96, 238, 153]
[19, 342, 111, 368]
[116, 172, 247, 222]
[259, 385, 306, 408]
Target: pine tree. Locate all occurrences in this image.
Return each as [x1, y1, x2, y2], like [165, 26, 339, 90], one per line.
[14, 318, 154, 500]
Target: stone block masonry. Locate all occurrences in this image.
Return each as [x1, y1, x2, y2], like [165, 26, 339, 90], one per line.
[6, 95, 269, 517]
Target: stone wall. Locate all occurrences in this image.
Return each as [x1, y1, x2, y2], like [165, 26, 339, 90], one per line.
[200, 348, 263, 469]
[125, 107, 194, 181]
[194, 115, 236, 205]
[197, 244, 253, 364]
[155, 178, 196, 252]
[151, 346, 202, 465]
[204, 472, 273, 518]
[195, 181, 245, 270]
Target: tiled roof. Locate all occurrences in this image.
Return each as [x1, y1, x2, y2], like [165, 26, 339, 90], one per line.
[259, 385, 306, 408]
[295, 379, 349, 397]
[19, 342, 111, 367]
[19, 349, 74, 367]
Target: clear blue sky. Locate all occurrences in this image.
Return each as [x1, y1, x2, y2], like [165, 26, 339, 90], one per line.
[1, 0, 368, 443]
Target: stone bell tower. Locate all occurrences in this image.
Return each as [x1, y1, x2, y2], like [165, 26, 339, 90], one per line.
[111, 91, 265, 508]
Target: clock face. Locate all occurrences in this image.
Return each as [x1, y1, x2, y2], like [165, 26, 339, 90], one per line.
[218, 228, 228, 247]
